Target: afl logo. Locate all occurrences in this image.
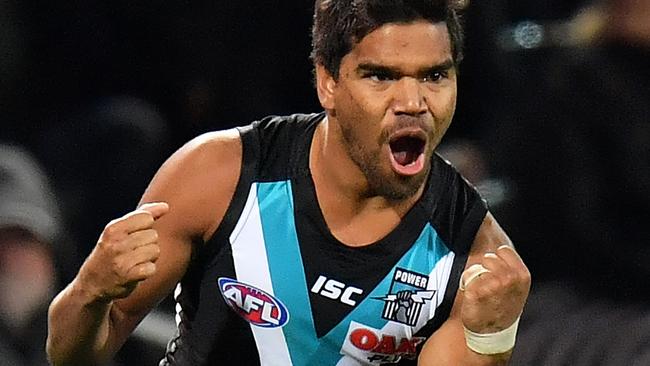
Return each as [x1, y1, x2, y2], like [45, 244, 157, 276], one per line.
[218, 277, 290, 328]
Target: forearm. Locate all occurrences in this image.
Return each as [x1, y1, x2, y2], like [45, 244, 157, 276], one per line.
[450, 348, 511, 366]
[418, 329, 513, 366]
[46, 279, 115, 365]
[431, 350, 511, 366]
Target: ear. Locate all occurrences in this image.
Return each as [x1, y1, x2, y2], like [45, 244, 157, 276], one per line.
[315, 63, 337, 111]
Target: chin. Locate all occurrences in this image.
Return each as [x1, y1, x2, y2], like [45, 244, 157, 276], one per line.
[372, 171, 428, 201]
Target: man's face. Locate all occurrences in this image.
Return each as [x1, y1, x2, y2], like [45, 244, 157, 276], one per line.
[0, 227, 55, 331]
[319, 20, 458, 200]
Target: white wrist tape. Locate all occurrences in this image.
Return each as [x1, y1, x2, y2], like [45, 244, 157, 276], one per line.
[463, 316, 521, 355]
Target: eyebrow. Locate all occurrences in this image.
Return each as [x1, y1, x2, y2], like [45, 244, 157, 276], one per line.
[356, 59, 455, 79]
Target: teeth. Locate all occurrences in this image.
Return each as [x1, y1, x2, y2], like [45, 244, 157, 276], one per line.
[405, 156, 419, 166]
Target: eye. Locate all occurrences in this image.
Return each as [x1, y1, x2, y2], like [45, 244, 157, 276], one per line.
[366, 72, 395, 82]
[422, 71, 448, 83]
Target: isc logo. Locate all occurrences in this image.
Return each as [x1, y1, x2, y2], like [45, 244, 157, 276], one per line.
[310, 275, 363, 306]
[218, 277, 290, 328]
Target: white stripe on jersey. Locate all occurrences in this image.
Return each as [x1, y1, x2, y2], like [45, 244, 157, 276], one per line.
[418, 250, 455, 332]
[229, 183, 293, 366]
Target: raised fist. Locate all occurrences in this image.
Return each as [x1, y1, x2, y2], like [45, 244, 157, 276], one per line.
[76, 202, 169, 302]
[460, 245, 530, 334]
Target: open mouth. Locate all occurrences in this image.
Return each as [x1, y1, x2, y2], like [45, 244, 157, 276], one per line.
[390, 135, 425, 166]
[388, 132, 427, 176]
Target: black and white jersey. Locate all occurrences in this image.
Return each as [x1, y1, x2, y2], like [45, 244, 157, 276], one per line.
[160, 113, 487, 365]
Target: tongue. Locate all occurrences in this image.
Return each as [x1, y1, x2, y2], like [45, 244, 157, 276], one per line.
[393, 151, 412, 166]
[389, 150, 425, 176]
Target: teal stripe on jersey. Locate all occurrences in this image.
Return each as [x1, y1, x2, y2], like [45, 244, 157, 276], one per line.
[257, 180, 452, 365]
[257, 181, 318, 365]
[313, 223, 450, 365]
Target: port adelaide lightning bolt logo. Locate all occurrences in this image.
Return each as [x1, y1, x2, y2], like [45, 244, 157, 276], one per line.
[376, 268, 435, 326]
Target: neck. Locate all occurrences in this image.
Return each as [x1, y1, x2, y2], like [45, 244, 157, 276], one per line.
[310, 115, 424, 246]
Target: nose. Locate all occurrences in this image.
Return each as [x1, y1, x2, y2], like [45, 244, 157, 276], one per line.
[391, 77, 427, 116]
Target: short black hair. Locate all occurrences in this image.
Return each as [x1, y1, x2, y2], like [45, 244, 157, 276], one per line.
[311, 0, 464, 79]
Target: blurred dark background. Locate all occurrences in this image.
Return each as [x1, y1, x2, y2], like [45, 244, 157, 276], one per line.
[1, 1, 649, 365]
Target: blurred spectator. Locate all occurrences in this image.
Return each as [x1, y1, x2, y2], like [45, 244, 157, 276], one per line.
[0, 142, 169, 365]
[0, 144, 72, 366]
[4, 1, 318, 256]
[485, 0, 650, 299]
[550, 0, 650, 297]
[480, 0, 650, 364]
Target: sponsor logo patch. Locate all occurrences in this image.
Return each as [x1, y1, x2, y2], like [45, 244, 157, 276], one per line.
[341, 321, 425, 364]
[218, 277, 289, 328]
[375, 268, 435, 326]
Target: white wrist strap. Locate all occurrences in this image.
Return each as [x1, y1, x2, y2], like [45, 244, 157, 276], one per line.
[463, 316, 521, 355]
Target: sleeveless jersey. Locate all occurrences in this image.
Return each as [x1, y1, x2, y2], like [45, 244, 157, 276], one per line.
[160, 113, 487, 366]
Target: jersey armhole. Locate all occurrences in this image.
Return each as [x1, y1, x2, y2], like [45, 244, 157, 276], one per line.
[414, 200, 487, 339]
[193, 124, 260, 263]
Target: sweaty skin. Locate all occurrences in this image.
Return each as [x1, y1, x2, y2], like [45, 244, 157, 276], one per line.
[46, 131, 243, 365]
[314, 21, 530, 365]
[313, 21, 457, 244]
[46, 20, 530, 366]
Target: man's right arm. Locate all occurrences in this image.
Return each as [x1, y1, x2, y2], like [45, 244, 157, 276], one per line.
[46, 129, 243, 365]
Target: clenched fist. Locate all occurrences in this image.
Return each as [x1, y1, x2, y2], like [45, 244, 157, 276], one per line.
[77, 202, 169, 302]
[460, 245, 530, 334]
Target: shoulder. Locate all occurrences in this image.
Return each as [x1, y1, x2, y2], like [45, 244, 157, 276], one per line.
[238, 112, 324, 179]
[178, 128, 242, 163]
[160, 129, 242, 194]
[140, 128, 243, 242]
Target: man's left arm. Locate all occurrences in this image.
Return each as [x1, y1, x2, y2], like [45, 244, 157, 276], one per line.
[418, 212, 531, 365]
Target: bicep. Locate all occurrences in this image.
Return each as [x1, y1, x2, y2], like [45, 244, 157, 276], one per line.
[107, 130, 243, 348]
